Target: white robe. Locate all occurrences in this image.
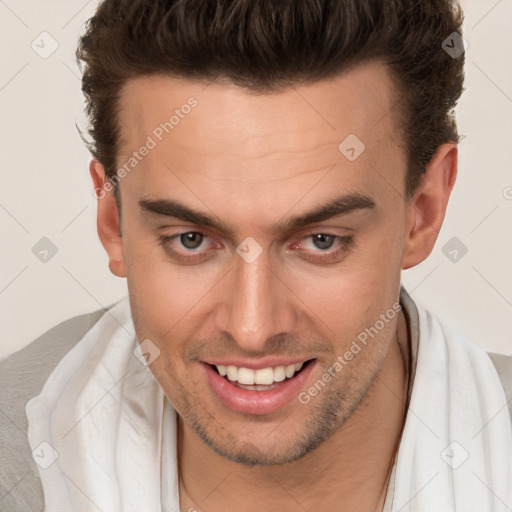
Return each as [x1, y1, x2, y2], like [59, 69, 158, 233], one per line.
[25, 293, 512, 511]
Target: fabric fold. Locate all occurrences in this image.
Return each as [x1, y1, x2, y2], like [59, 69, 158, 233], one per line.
[385, 305, 512, 511]
[26, 297, 180, 512]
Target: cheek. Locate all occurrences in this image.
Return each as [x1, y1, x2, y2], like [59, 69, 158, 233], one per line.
[124, 230, 219, 328]
[125, 254, 212, 409]
[280, 225, 403, 342]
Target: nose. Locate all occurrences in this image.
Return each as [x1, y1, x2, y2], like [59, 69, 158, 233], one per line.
[215, 248, 296, 353]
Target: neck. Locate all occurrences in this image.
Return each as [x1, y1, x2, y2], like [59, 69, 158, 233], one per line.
[178, 311, 410, 512]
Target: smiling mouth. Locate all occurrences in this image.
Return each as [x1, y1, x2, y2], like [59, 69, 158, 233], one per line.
[208, 359, 315, 391]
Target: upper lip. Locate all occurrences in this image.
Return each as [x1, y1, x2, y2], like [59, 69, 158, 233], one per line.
[202, 357, 314, 370]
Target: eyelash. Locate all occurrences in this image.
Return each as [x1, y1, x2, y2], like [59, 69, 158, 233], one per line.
[294, 234, 353, 263]
[157, 232, 353, 264]
[157, 233, 218, 264]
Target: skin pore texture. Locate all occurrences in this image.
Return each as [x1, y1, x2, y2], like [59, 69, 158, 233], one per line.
[90, 62, 457, 511]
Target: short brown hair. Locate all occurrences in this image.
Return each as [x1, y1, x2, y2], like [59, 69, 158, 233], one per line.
[77, 0, 465, 200]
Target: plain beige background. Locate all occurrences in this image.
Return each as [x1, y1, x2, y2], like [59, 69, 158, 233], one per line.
[0, 0, 511, 360]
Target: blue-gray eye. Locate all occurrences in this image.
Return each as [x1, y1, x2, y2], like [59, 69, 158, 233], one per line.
[312, 234, 335, 250]
[180, 232, 204, 249]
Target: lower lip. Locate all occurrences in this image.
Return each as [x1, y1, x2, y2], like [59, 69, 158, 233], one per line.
[201, 360, 316, 415]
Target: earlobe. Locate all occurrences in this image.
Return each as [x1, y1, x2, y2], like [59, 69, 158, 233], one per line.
[401, 143, 458, 270]
[89, 160, 127, 278]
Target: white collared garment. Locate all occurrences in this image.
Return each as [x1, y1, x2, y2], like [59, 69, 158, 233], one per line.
[26, 291, 512, 511]
[382, 292, 512, 511]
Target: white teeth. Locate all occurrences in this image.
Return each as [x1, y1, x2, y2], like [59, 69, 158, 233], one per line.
[273, 366, 286, 382]
[254, 367, 274, 385]
[237, 367, 255, 385]
[215, 362, 308, 385]
[226, 365, 238, 381]
[285, 364, 296, 378]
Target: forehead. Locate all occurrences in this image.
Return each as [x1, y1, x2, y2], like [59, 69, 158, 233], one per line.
[115, 62, 405, 216]
[118, 61, 399, 149]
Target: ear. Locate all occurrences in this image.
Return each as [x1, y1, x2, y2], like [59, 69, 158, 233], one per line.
[90, 159, 127, 277]
[401, 143, 458, 270]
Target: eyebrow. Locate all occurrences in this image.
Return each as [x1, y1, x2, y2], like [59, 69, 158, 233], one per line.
[139, 193, 376, 235]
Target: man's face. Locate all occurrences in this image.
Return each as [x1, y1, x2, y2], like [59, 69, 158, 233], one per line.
[115, 62, 409, 465]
